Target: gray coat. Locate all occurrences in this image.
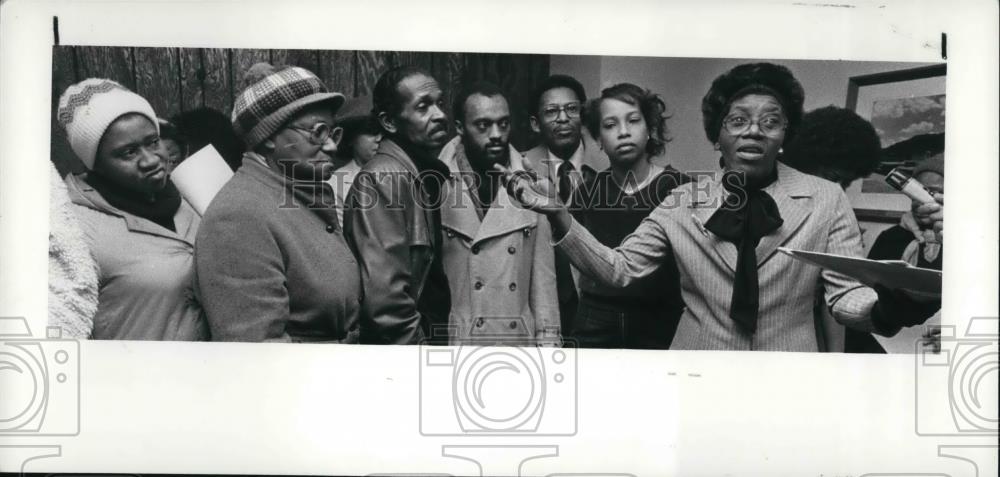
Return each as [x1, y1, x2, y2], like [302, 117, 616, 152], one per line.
[438, 138, 560, 346]
[195, 156, 362, 343]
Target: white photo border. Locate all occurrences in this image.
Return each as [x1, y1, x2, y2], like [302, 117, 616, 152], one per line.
[1, 0, 997, 475]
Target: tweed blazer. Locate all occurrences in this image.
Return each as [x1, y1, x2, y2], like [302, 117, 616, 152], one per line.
[557, 162, 879, 351]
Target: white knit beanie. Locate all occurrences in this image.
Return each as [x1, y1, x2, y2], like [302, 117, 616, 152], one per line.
[56, 78, 159, 170]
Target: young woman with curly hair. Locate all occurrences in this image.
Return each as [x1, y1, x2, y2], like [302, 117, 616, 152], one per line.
[570, 83, 690, 349]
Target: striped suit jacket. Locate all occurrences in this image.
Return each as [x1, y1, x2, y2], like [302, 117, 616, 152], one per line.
[557, 162, 879, 351]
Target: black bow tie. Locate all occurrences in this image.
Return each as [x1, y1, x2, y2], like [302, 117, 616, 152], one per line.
[703, 169, 784, 334]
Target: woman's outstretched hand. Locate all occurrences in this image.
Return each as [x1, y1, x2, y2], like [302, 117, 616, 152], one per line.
[494, 157, 574, 239]
[494, 161, 564, 215]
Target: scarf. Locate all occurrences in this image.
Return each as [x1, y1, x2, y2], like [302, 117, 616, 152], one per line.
[703, 168, 784, 334]
[85, 172, 182, 232]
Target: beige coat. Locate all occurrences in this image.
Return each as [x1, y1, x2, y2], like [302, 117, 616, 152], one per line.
[438, 138, 560, 346]
[64, 173, 207, 341]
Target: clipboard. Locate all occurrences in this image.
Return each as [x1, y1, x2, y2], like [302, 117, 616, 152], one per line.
[778, 247, 942, 296]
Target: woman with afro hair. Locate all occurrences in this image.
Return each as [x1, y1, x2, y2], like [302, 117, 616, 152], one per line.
[508, 62, 941, 351]
[781, 105, 883, 189]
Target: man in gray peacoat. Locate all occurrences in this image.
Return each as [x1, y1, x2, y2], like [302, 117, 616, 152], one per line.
[437, 82, 560, 346]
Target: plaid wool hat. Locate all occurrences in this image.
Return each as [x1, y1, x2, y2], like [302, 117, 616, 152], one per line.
[231, 63, 345, 150]
[56, 78, 159, 169]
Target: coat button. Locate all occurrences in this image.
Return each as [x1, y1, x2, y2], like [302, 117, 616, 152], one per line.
[474, 281, 484, 290]
[509, 321, 518, 329]
[507, 246, 516, 254]
[326, 224, 336, 233]
[472, 245, 480, 254]
[476, 317, 485, 327]
[508, 282, 517, 291]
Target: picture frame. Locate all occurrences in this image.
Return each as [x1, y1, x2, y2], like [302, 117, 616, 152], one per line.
[845, 63, 947, 223]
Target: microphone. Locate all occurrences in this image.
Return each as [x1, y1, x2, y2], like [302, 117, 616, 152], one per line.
[884, 168, 937, 204]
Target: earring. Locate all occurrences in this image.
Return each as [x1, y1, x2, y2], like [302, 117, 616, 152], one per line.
[779, 147, 784, 154]
[713, 143, 720, 151]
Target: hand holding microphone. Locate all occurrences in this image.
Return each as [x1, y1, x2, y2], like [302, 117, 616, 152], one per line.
[885, 168, 937, 204]
[885, 168, 944, 242]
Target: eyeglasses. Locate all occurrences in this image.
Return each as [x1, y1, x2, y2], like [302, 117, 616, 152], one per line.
[288, 122, 343, 146]
[721, 114, 787, 136]
[541, 102, 582, 122]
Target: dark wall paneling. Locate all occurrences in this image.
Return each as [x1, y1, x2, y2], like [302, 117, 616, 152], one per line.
[429, 52, 469, 138]
[317, 50, 357, 98]
[134, 47, 181, 119]
[230, 48, 271, 96]
[430, 52, 465, 111]
[391, 51, 434, 71]
[51, 46, 78, 106]
[201, 48, 233, 114]
[51, 46, 85, 176]
[178, 48, 207, 113]
[463, 53, 500, 84]
[75, 46, 136, 90]
[271, 49, 320, 75]
[355, 50, 395, 97]
[503, 53, 548, 151]
[52, 46, 551, 170]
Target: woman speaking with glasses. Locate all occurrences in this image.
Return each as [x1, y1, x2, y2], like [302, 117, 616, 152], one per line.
[195, 64, 363, 343]
[507, 63, 939, 351]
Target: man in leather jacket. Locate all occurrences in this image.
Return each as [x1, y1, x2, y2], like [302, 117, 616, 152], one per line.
[344, 66, 453, 345]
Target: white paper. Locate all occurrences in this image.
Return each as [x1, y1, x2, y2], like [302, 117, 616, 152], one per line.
[779, 247, 942, 295]
[168, 145, 233, 216]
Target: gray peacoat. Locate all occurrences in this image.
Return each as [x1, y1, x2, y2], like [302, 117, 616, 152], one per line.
[438, 138, 560, 346]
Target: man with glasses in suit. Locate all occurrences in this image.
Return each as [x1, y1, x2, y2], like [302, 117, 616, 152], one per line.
[523, 74, 609, 338]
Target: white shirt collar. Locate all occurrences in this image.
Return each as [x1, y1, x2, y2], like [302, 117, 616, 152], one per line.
[546, 140, 586, 176]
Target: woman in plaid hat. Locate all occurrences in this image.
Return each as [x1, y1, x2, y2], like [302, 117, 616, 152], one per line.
[195, 63, 363, 343]
[57, 78, 207, 340]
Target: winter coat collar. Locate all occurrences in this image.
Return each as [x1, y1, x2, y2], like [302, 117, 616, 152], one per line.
[64, 173, 197, 246]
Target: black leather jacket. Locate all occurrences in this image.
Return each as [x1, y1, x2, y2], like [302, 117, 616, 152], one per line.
[344, 138, 451, 344]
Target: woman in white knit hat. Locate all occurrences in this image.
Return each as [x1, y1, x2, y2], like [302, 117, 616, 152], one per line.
[57, 78, 208, 340]
[195, 63, 363, 343]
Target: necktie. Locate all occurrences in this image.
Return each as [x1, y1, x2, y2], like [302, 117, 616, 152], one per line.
[557, 161, 578, 205]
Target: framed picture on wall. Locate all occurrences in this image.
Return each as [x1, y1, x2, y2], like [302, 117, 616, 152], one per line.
[845, 63, 946, 222]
